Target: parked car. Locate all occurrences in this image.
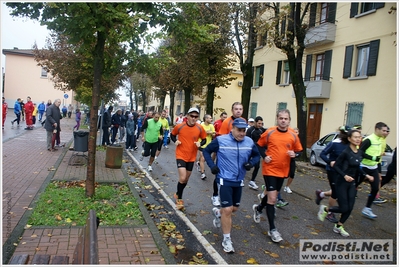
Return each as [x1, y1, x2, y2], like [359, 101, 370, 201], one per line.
[309, 132, 393, 176]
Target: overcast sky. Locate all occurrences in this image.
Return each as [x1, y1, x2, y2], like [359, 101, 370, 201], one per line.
[1, 3, 51, 67]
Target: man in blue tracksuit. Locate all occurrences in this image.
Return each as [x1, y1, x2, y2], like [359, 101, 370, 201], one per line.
[11, 98, 22, 126]
[203, 118, 260, 254]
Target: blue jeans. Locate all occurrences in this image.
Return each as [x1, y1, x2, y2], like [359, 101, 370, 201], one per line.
[163, 130, 169, 146]
[38, 111, 44, 121]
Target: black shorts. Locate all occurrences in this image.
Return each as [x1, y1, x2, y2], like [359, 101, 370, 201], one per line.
[176, 159, 194, 172]
[143, 141, 158, 158]
[157, 139, 163, 151]
[263, 176, 285, 192]
[219, 184, 242, 208]
[289, 159, 296, 178]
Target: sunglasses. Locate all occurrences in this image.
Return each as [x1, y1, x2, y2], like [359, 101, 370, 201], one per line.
[189, 115, 199, 118]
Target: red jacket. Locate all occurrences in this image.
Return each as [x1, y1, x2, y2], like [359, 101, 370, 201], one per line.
[24, 101, 34, 115]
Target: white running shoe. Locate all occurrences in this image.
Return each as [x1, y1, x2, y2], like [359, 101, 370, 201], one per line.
[248, 181, 258, 190]
[318, 205, 328, 221]
[147, 165, 152, 172]
[211, 196, 221, 207]
[362, 207, 377, 219]
[200, 173, 206, 180]
[196, 161, 201, 172]
[268, 229, 283, 243]
[333, 224, 350, 237]
[212, 207, 221, 228]
[252, 204, 261, 223]
[222, 238, 234, 253]
[284, 186, 292, 194]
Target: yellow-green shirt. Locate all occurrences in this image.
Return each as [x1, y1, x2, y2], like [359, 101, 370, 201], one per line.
[159, 117, 170, 131]
[200, 122, 215, 148]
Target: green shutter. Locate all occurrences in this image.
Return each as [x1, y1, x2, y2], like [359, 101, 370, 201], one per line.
[250, 102, 258, 118]
[323, 50, 332, 81]
[346, 102, 364, 127]
[305, 55, 312, 81]
[259, 65, 264, 86]
[276, 61, 282, 85]
[367, 39, 380, 76]
[278, 102, 287, 111]
[343, 45, 354, 78]
[327, 3, 337, 23]
[350, 3, 359, 18]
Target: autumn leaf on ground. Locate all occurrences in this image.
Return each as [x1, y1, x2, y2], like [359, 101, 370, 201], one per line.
[202, 230, 212, 236]
[55, 214, 62, 221]
[247, 258, 258, 264]
[169, 245, 176, 254]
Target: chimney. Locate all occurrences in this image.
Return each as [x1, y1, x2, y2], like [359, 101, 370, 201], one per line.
[13, 47, 18, 50]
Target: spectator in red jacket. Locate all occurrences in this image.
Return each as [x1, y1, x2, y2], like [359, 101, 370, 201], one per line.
[24, 96, 34, 130]
[213, 112, 227, 137]
[2, 97, 8, 129]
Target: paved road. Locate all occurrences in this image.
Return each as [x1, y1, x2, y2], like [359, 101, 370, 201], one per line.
[126, 138, 397, 264]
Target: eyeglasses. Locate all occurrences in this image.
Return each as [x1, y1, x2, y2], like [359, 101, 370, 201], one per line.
[189, 115, 199, 118]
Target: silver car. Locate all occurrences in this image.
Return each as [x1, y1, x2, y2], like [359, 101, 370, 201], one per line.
[309, 132, 393, 176]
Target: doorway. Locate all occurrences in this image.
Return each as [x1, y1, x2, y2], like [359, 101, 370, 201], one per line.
[306, 103, 323, 148]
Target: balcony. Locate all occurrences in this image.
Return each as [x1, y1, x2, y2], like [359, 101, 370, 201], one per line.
[305, 23, 336, 48]
[292, 80, 331, 99]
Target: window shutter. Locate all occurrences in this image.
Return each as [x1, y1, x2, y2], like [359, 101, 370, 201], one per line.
[346, 102, 364, 126]
[259, 65, 264, 86]
[305, 54, 312, 81]
[276, 61, 282, 85]
[309, 3, 317, 27]
[367, 39, 380, 76]
[253, 67, 256, 86]
[327, 3, 337, 23]
[374, 3, 385, 9]
[250, 102, 258, 118]
[350, 3, 359, 18]
[343, 45, 353, 78]
[323, 50, 333, 81]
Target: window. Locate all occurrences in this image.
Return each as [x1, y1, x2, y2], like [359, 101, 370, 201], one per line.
[344, 102, 364, 127]
[249, 102, 258, 118]
[320, 3, 328, 24]
[356, 45, 369, 77]
[41, 67, 48, 78]
[304, 50, 332, 81]
[343, 39, 380, 78]
[254, 65, 264, 87]
[315, 54, 325, 81]
[309, 3, 337, 27]
[276, 61, 291, 85]
[350, 3, 385, 18]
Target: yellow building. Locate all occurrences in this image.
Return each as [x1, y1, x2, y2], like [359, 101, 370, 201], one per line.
[2, 48, 74, 109]
[252, 2, 396, 148]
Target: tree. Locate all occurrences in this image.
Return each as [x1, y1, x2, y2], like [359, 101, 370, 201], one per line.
[229, 3, 264, 119]
[33, 33, 122, 105]
[258, 3, 311, 157]
[7, 2, 169, 196]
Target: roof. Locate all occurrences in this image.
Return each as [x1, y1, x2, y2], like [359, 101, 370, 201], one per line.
[2, 49, 35, 57]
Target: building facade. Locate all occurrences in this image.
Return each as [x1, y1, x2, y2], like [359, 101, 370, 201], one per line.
[251, 2, 396, 147]
[2, 48, 74, 109]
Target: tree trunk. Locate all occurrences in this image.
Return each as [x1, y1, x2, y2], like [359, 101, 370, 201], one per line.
[169, 90, 175, 123]
[141, 90, 146, 112]
[184, 87, 192, 113]
[206, 84, 215, 115]
[86, 31, 106, 198]
[134, 91, 138, 111]
[241, 62, 253, 119]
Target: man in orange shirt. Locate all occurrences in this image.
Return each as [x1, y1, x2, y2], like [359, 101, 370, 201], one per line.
[170, 107, 207, 210]
[218, 102, 244, 135]
[213, 112, 227, 137]
[253, 109, 303, 243]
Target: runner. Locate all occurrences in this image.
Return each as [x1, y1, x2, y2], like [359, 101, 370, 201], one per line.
[196, 114, 216, 180]
[170, 107, 207, 210]
[140, 112, 163, 172]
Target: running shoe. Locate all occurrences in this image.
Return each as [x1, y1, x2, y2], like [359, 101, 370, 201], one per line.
[318, 205, 328, 221]
[248, 181, 258, 190]
[174, 193, 184, 210]
[276, 199, 289, 208]
[212, 207, 221, 228]
[326, 212, 339, 223]
[252, 204, 262, 223]
[200, 173, 206, 180]
[164, 145, 168, 149]
[362, 207, 377, 219]
[373, 197, 387, 204]
[139, 150, 144, 161]
[268, 229, 283, 243]
[147, 165, 152, 172]
[153, 157, 158, 165]
[222, 238, 235, 253]
[333, 224, 350, 237]
[315, 189, 323, 205]
[284, 186, 292, 194]
[211, 196, 221, 207]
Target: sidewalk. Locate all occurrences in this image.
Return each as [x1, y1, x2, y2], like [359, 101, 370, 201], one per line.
[2, 116, 169, 264]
